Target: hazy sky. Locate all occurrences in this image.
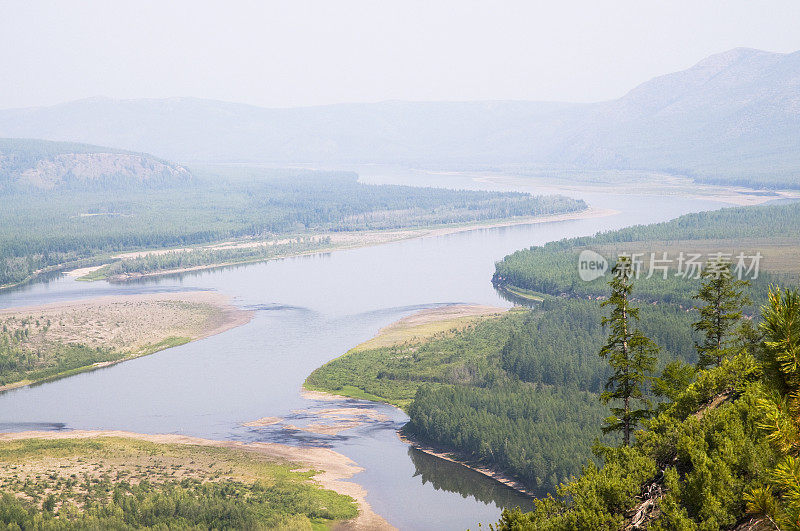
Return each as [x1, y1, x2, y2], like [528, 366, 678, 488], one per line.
[2, 1, 800, 110]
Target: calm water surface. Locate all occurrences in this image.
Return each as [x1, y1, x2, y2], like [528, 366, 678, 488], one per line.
[0, 171, 726, 530]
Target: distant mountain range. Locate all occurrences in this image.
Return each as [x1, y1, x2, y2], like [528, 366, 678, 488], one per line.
[0, 48, 797, 187]
[0, 138, 191, 191]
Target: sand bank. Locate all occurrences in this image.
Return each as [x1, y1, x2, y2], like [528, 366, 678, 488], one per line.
[0, 291, 252, 392]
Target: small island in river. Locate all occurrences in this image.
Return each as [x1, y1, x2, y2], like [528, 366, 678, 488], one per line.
[0, 291, 252, 392]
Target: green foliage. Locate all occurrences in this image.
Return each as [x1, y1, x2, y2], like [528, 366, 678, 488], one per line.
[0, 481, 351, 530]
[501, 299, 698, 393]
[406, 383, 611, 493]
[760, 286, 800, 394]
[498, 355, 779, 530]
[692, 258, 751, 369]
[747, 287, 800, 529]
[664, 352, 762, 421]
[494, 201, 800, 306]
[653, 360, 696, 406]
[598, 258, 658, 445]
[496, 446, 657, 530]
[0, 437, 357, 530]
[0, 326, 119, 386]
[648, 384, 777, 529]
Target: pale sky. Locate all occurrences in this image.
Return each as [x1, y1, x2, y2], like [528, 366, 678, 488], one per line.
[2, 0, 800, 110]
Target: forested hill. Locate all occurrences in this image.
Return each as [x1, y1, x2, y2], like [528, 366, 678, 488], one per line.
[494, 200, 800, 305]
[0, 137, 192, 191]
[1, 48, 798, 187]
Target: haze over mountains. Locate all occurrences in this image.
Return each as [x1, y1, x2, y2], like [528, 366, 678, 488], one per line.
[0, 48, 798, 187]
[0, 138, 190, 191]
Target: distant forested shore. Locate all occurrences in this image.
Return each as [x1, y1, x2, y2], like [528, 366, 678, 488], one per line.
[0, 161, 585, 289]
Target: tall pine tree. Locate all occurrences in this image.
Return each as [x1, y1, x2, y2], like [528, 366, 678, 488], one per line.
[693, 257, 750, 369]
[599, 256, 659, 446]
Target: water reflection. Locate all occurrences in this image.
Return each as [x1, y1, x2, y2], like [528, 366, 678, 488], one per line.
[408, 447, 536, 512]
[492, 284, 541, 307]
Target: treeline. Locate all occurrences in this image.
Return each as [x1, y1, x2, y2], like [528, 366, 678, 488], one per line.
[408, 384, 611, 492]
[496, 272, 800, 529]
[692, 170, 800, 190]
[0, 167, 585, 287]
[494, 200, 800, 305]
[0, 478, 352, 529]
[89, 237, 332, 280]
[499, 299, 699, 394]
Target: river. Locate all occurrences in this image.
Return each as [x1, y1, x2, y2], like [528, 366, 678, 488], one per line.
[0, 169, 727, 529]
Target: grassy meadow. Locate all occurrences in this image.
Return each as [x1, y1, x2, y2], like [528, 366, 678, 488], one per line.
[0, 436, 357, 530]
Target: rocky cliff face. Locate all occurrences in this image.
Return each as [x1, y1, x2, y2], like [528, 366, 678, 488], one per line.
[0, 139, 191, 191]
[14, 152, 190, 189]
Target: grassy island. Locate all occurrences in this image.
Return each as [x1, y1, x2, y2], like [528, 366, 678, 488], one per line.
[0, 292, 251, 392]
[0, 433, 357, 530]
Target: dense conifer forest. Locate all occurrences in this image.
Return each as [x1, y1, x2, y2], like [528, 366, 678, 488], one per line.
[493, 200, 800, 305]
[0, 157, 585, 287]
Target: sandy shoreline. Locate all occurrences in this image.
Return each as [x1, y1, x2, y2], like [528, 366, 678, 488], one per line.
[0, 430, 394, 531]
[300, 304, 539, 500]
[68, 206, 617, 283]
[0, 289, 243, 317]
[353, 303, 508, 353]
[302, 384, 538, 501]
[0, 291, 253, 393]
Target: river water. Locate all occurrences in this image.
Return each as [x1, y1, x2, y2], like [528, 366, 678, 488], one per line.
[0, 170, 726, 529]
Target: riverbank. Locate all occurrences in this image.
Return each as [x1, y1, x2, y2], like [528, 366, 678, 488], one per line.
[0, 430, 392, 530]
[299, 384, 540, 502]
[396, 432, 539, 498]
[0, 291, 252, 392]
[300, 304, 543, 499]
[304, 304, 510, 408]
[70, 207, 615, 283]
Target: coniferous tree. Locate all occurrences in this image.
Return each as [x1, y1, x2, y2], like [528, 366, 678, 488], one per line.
[693, 257, 750, 369]
[652, 359, 696, 407]
[599, 256, 659, 446]
[760, 286, 800, 394]
[745, 287, 800, 527]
